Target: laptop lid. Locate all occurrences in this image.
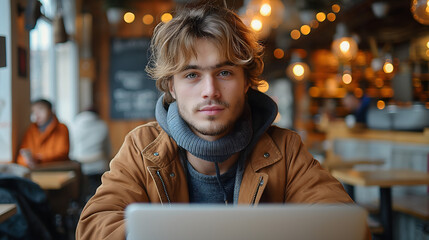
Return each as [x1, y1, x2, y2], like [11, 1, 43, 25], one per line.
[126, 204, 367, 240]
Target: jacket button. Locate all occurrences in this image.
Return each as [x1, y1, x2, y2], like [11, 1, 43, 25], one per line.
[153, 152, 159, 156]
[263, 153, 270, 158]
[170, 173, 175, 177]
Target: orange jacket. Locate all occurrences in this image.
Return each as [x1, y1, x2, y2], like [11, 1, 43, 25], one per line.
[17, 116, 70, 166]
[76, 122, 358, 240]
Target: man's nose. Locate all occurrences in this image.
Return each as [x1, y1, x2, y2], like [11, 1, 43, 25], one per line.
[201, 74, 220, 99]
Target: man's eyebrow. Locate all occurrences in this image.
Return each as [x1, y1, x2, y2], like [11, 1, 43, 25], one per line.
[181, 61, 236, 72]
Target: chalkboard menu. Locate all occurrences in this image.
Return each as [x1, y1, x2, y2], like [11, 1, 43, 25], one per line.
[109, 37, 158, 120]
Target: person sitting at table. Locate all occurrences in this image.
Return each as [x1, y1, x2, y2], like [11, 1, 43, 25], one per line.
[76, 3, 365, 240]
[17, 99, 70, 168]
[342, 92, 371, 126]
[70, 108, 111, 199]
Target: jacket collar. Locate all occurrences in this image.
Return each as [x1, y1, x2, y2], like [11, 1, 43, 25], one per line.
[142, 126, 179, 169]
[143, 125, 281, 173]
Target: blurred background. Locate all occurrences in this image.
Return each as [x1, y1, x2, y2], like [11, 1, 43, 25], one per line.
[1, 0, 429, 239]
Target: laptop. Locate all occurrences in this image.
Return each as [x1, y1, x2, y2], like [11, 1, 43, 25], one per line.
[125, 204, 367, 240]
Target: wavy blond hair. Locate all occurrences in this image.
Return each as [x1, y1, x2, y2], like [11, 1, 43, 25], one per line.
[146, 3, 264, 104]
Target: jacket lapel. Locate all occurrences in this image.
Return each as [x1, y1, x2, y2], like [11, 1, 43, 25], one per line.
[143, 130, 189, 204]
[238, 132, 282, 204]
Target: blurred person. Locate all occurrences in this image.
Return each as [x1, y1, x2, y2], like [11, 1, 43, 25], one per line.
[17, 99, 69, 168]
[77, 3, 358, 239]
[70, 108, 111, 198]
[342, 92, 371, 126]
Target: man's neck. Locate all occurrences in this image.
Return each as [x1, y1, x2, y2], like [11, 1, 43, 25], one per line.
[186, 151, 240, 176]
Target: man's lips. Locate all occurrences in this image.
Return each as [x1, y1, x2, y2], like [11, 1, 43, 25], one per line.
[198, 106, 225, 115]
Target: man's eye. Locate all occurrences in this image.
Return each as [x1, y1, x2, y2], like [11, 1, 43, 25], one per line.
[219, 71, 231, 77]
[185, 72, 198, 79]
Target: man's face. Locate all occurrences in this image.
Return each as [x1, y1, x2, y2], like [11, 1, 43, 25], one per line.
[31, 103, 52, 126]
[170, 38, 249, 141]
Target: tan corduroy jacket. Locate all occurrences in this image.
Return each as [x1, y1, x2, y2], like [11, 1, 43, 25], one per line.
[76, 122, 354, 240]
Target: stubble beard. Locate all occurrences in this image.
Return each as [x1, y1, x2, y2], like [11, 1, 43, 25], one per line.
[177, 99, 243, 137]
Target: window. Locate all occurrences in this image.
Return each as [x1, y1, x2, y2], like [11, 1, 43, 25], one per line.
[30, 0, 78, 126]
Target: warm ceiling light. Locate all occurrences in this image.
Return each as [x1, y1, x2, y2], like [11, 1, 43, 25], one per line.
[377, 100, 385, 110]
[286, 61, 310, 81]
[426, 41, 429, 48]
[293, 64, 305, 77]
[383, 62, 394, 73]
[332, 37, 358, 62]
[327, 13, 336, 22]
[260, 3, 272, 16]
[316, 12, 326, 22]
[273, 48, 285, 59]
[300, 25, 311, 35]
[257, 80, 270, 92]
[332, 4, 341, 13]
[251, 18, 263, 31]
[161, 13, 173, 23]
[124, 12, 135, 23]
[342, 73, 352, 84]
[142, 14, 154, 25]
[290, 29, 301, 40]
[339, 40, 351, 53]
[411, 0, 429, 25]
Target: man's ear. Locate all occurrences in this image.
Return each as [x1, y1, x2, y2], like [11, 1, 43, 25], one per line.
[168, 79, 176, 99]
[244, 81, 251, 93]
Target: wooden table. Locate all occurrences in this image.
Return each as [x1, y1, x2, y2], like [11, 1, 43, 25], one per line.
[31, 171, 76, 190]
[332, 169, 429, 240]
[0, 204, 17, 223]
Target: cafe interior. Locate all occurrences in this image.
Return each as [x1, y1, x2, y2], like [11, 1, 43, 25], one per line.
[0, 0, 429, 239]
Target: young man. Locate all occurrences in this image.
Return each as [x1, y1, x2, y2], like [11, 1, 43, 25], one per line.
[17, 99, 69, 168]
[77, 4, 353, 239]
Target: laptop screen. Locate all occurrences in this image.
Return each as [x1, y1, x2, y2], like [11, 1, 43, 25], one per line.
[126, 204, 367, 240]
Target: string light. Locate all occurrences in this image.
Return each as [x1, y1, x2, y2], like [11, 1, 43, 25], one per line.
[291, 29, 301, 40]
[260, 3, 272, 16]
[273, 48, 285, 59]
[124, 12, 135, 23]
[161, 13, 173, 23]
[377, 100, 386, 110]
[332, 4, 341, 13]
[316, 12, 326, 22]
[142, 14, 154, 25]
[327, 13, 336, 22]
[251, 18, 263, 31]
[300, 25, 311, 35]
[257, 80, 270, 92]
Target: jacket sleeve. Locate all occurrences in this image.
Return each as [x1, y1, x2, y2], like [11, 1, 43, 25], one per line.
[76, 133, 149, 240]
[16, 128, 33, 166]
[284, 132, 353, 203]
[39, 124, 70, 163]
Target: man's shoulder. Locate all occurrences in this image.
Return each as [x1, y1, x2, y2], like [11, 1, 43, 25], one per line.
[266, 125, 301, 140]
[127, 121, 165, 141]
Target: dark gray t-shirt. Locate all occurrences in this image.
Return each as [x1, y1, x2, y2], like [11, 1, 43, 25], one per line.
[186, 160, 237, 204]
